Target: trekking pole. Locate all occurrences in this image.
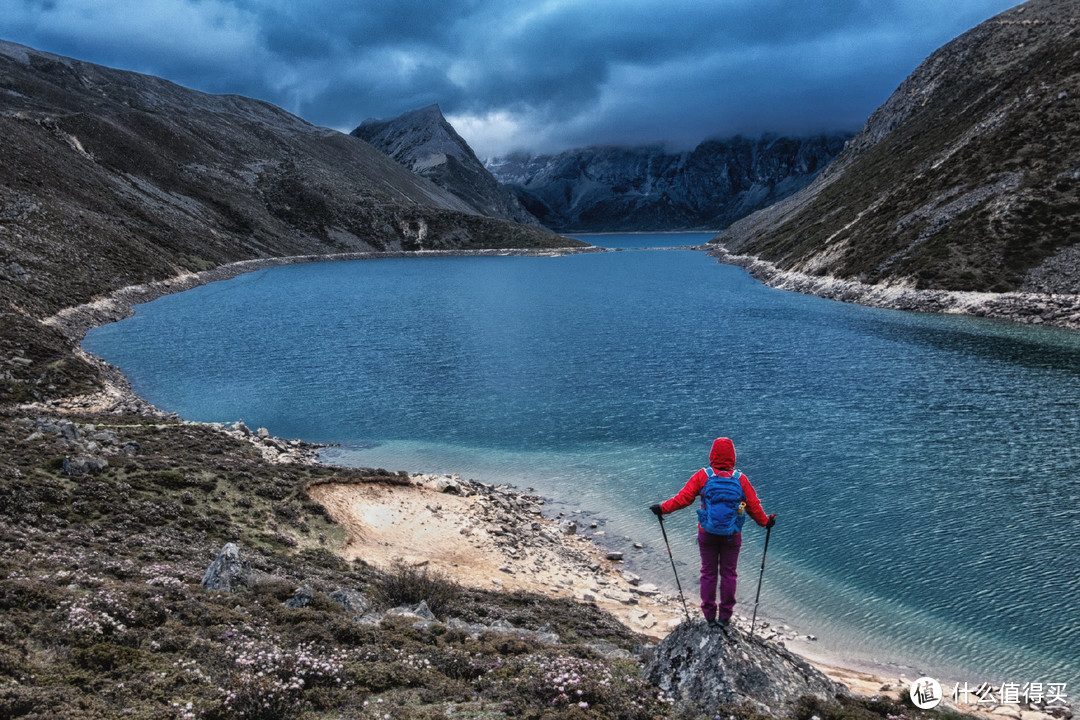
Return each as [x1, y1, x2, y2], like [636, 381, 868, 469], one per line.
[655, 513, 692, 623]
[750, 522, 773, 637]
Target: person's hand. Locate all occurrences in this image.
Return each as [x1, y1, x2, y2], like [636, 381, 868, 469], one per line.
[649, 504, 663, 517]
[766, 514, 776, 529]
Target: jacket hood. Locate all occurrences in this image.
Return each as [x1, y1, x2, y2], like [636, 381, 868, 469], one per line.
[709, 437, 736, 472]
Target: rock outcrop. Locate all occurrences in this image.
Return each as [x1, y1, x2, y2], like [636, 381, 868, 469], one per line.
[201, 543, 251, 592]
[487, 134, 850, 232]
[644, 620, 843, 716]
[352, 104, 541, 226]
[715, 0, 1080, 296]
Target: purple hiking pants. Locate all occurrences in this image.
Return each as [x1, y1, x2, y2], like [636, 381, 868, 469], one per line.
[698, 528, 741, 621]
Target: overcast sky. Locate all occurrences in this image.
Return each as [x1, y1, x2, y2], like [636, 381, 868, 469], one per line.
[5, 0, 1022, 158]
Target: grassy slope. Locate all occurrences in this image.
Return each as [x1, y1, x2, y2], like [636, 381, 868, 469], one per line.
[0, 413, 657, 719]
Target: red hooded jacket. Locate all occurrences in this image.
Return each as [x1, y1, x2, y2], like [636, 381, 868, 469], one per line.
[660, 438, 769, 529]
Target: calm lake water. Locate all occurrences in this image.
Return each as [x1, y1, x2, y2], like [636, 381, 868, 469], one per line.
[85, 233, 1080, 686]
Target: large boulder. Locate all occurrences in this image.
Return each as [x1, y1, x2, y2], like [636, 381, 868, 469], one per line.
[327, 589, 373, 615]
[644, 620, 842, 716]
[284, 585, 313, 608]
[62, 456, 108, 476]
[200, 543, 251, 592]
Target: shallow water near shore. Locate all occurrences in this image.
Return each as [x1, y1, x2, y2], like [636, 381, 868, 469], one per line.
[85, 233, 1080, 687]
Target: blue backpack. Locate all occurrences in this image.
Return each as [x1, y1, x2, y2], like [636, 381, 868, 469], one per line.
[697, 468, 746, 536]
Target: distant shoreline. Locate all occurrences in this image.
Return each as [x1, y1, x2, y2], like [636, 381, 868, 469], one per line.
[44, 246, 607, 348]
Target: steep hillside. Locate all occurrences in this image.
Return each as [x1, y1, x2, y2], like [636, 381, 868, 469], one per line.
[0, 41, 569, 319]
[488, 134, 850, 232]
[0, 40, 576, 401]
[352, 104, 540, 226]
[715, 0, 1080, 295]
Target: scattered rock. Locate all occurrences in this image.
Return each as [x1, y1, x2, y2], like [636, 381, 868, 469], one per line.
[411, 600, 436, 621]
[992, 707, 1023, 720]
[201, 543, 251, 592]
[561, 519, 577, 535]
[432, 476, 461, 494]
[327, 589, 372, 615]
[1020, 711, 1061, 720]
[606, 551, 623, 561]
[385, 600, 437, 622]
[284, 585, 313, 608]
[620, 571, 641, 586]
[602, 589, 636, 605]
[633, 613, 657, 629]
[62, 455, 108, 476]
[585, 639, 633, 659]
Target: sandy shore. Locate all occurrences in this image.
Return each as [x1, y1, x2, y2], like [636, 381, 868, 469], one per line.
[304, 471, 912, 691]
[306, 473, 687, 637]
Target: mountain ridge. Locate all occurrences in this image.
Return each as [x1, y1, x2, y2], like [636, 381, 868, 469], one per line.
[487, 134, 851, 232]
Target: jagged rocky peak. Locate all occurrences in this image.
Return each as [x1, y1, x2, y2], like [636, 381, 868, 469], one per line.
[487, 133, 851, 233]
[352, 105, 541, 226]
[716, 0, 1080, 295]
[354, 104, 472, 173]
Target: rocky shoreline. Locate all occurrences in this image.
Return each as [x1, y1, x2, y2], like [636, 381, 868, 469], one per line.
[30, 246, 603, 418]
[706, 246, 1080, 330]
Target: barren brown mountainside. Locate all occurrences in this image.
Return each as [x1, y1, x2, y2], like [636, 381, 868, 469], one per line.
[0, 39, 574, 402]
[715, 0, 1080, 296]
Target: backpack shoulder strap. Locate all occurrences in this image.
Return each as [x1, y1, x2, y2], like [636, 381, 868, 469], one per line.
[704, 467, 716, 479]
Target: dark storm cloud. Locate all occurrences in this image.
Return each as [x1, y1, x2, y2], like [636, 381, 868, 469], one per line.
[3, 0, 1023, 157]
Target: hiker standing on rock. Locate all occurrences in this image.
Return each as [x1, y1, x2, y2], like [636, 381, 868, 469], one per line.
[650, 437, 775, 628]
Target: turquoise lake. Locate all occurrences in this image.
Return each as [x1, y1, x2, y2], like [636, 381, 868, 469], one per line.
[84, 233, 1080, 686]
